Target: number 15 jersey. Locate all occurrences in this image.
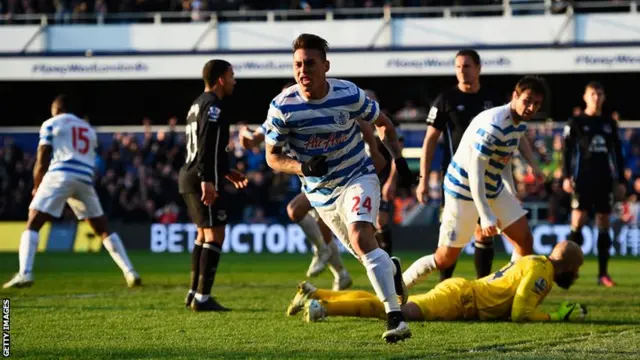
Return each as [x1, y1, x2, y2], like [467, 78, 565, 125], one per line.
[39, 113, 98, 185]
[179, 92, 230, 194]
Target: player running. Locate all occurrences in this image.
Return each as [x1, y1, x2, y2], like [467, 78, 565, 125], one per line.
[179, 59, 248, 312]
[415, 49, 541, 281]
[3, 95, 141, 289]
[293, 241, 586, 323]
[263, 33, 414, 343]
[563, 81, 626, 287]
[402, 76, 546, 289]
[239, 82, 360, 291]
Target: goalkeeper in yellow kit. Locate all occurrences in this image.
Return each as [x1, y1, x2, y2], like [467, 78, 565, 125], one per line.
[287, 241, 587, 323]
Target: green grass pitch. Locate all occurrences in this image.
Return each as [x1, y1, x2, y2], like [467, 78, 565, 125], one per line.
[1, 252, 639, 359]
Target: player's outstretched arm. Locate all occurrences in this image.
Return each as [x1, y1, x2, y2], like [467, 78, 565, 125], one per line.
[511, 269, 553, 322]
[32, 145, 52, 194]
[562, 119, 576, 190]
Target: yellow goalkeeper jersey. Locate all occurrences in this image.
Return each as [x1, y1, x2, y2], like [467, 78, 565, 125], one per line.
[471, 255, 555, 321]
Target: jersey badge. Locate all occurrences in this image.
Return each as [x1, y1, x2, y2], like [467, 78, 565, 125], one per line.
[456, 104, 465, 111]
[208, 106, 221, 122]
[582, 126, 589, 132]
[603, 124, 612, 133]
[217, 210, 228, 222]
[533, 277, 547, 294]
[335, 112, 349, 125]
[484, 101, 493, 110]
[447, 229, 456, 242]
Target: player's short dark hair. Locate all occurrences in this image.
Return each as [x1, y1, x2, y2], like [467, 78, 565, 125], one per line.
[514, 75, 547, 99]
[292, 33, 329, 60]
[202, 59, 232, 88]
[52, 94, 77, 114]
[456, 49, 481, 66]
[585, 81, 604, 92]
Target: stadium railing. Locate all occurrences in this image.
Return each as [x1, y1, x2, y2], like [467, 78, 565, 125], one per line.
[2, 0, 638, 25]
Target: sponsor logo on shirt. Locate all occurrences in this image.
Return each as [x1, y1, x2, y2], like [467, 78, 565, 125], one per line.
[305, 132, 350, 151]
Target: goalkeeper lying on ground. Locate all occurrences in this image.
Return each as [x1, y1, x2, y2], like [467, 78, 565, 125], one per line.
[287, 241, 587, 323]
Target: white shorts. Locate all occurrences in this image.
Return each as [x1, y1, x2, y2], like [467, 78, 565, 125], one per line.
[315, 174, 380, 258]
[30, 172, 104, 220]
[438, 189, 527, 248]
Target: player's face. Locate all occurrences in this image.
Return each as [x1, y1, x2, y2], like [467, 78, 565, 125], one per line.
[455, 55, 480, 85]
[583, 87, 605, 110]
[512, 89, 544, 121]
[293, 49, 329, 96]
[221, 67, 236, 96]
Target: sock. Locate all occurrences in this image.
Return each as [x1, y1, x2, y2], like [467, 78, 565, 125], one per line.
[361, 248, 400, 313]
[327, 240, 348, 280]
[474, 240, 495, 278]
[190, 242, 203, 292]
[375, 226, 393, 256]
[18, 230, 39, 275]
[402, 254, 437, 289]
[568, 226, 584, 246]
[196, 242, 222, 299]
[194, 293, 210, 302]
[323, 299, 386, 320]
[102, 233, 134, 274]
[439, 262, 457, 282]
[597, 229, 612, 277]
[314, 289, 378, 302]
[298, 214, 326, 253]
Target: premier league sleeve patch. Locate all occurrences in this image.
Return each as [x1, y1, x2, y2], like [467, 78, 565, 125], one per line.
[208, 106, 221, 122]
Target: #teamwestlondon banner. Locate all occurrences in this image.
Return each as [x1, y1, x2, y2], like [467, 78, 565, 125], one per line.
[0, 46, 639, 80]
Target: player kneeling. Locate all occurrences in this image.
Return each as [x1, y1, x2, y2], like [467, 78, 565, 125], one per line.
[289, 241, 586, 325]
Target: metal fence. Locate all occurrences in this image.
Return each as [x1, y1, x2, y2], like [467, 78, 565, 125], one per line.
[1, 1, 638, 26]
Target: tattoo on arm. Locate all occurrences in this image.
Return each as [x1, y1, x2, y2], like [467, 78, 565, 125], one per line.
[265, 143, 303, 176]
[374, 113, 402, 159]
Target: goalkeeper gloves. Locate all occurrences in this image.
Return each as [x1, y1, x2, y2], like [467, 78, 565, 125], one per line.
[549, 301, 588, 322]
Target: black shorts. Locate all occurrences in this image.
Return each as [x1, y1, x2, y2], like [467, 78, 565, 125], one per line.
[571, 181, 613, 214]
[181, 191, 229, 228]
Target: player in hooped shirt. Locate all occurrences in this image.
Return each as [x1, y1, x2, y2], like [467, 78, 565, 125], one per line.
[263, 34, 414, 343]
[4, 95, 141, 289]
[402, 76, 547, 291]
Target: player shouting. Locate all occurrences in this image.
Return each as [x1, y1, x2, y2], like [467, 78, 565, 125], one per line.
[263, 34, 414, 343]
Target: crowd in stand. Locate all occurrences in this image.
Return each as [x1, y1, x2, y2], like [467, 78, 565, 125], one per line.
[0, 0, 628, 23]
[1, 113, 639, 226]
